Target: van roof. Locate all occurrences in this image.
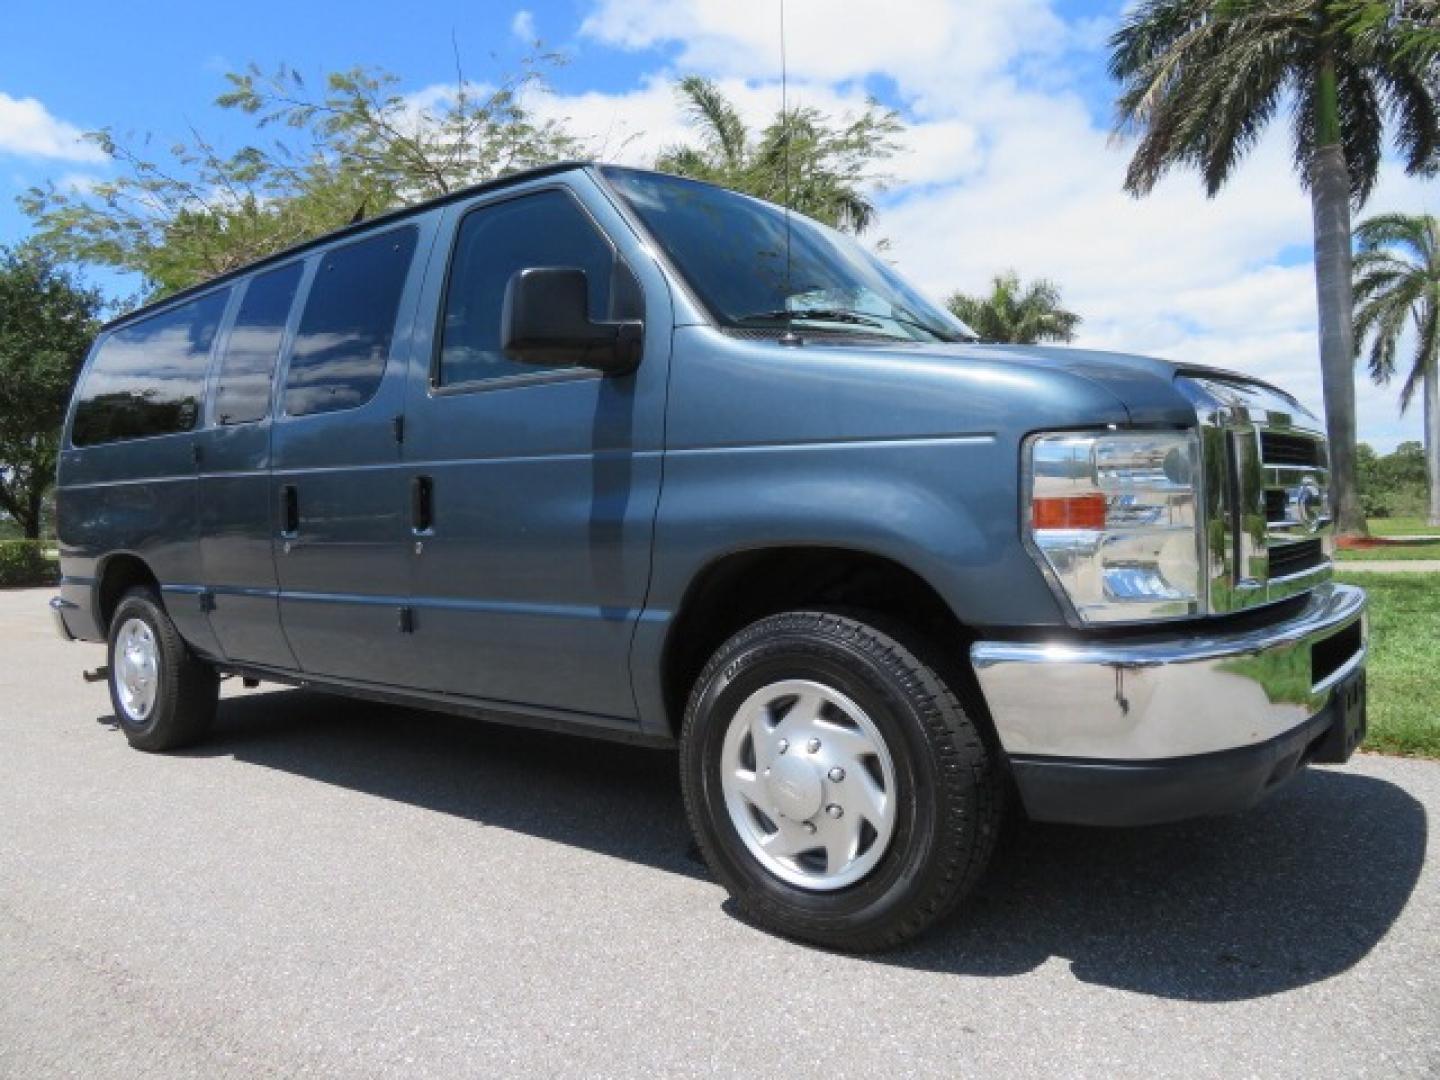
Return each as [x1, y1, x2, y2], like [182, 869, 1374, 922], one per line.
[101, 160, 593, 332]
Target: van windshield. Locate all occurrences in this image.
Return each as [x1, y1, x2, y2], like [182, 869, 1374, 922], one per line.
[600, 167, 974, 344]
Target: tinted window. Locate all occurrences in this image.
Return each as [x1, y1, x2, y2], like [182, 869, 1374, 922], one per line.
[214, 262, 303, 424]
[284, 226, 418, 416]
[439, 191, 618, 386]
[71, 289, 230, 446]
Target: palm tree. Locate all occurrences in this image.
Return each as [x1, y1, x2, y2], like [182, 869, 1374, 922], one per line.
[655, 76, 902, 234]
[945, 272, 1082, 344]
[1353, 212, 1440, 525]
[1108, 1, 1440, 537]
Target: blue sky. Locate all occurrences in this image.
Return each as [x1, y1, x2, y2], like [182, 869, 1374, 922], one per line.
[1, 0, 1432, 449]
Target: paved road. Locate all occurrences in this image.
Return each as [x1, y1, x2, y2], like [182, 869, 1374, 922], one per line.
[2, 588, 1437, 1078]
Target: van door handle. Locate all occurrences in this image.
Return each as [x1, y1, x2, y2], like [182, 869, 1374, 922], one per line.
[411, 475, 434, 533]
[280, 484, 299, 537]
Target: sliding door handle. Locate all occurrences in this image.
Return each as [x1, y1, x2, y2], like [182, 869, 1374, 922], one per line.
[280, 484, 299, 537]
[411, 475, 434, 533]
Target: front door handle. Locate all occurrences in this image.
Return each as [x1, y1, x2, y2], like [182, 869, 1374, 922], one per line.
[411, 475, 434, 533]
[280, 484, 299, 537]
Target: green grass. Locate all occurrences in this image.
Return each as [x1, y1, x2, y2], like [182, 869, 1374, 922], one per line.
[1334, 516, 1440, 561]
[1337, 541, 1440, 561]
[1369, 516, 1439, 537]
[1337, 571, 1440, 758]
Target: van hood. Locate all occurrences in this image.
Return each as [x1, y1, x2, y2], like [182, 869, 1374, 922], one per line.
[830, 339, 1306, 427]
[667, 325, 1316, 453]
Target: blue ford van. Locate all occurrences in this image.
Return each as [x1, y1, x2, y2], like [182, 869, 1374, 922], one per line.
[52, 164, 1367, 950]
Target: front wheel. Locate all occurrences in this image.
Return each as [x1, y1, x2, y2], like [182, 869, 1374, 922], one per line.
[106, 588, 218, 752]
[680, 611, 1004, 951]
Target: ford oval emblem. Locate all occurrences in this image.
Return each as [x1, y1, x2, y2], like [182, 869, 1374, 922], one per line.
[1289, 476, 1325, 531]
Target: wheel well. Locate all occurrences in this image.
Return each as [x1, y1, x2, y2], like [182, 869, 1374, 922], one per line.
[96, 554, 161, 634]
[661, 547, 986, 739]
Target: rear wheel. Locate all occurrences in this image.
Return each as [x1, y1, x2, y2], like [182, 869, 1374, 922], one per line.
[680, 611, 1003, 951]
[106, 588, 218, 752]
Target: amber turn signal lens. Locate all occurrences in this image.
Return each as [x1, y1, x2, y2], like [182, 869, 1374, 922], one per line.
[1031, 493, 1107, 530]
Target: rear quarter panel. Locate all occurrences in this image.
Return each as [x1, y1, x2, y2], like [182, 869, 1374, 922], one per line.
[56, 427, 211, 649]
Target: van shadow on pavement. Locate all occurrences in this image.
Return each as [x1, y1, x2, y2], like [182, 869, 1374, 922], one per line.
[143, 686, 1424, 1003]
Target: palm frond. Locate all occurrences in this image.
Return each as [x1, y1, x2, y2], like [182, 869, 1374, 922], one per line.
[1352, 210, 1440, 412]
[1353, 263, 1414, 303]
[1400, 298, 1440, 412]
[1112, 0, 1305, 196]
[675, 76, 748, 170]
[1337, 58, 1386, 203]
[1198, 32, 1292, 194]
[1378, 65, 1440, 177]
[1355, 211, 1435, 257]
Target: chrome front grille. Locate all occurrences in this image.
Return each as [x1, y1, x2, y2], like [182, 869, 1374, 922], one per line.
[1258, 424, 1332, 586]
[1179, 375, 1334, 614]
[1268, 536, 1326, 579]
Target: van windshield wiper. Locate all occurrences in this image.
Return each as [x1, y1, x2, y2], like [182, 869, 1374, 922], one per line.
[734, 307, 973, 343]
[734, 308, 889, 330]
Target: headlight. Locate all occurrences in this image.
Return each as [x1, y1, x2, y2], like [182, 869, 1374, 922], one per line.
[1026, 431, 1203, 624]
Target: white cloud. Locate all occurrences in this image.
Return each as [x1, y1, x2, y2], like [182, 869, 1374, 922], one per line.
[566, 0, 1431, 449]
[525, 76, 683, 163]
[0, 92, 105, 162]
[581, 0, 1068, 91]
[511, 9, 537, 41]
[525, 74, 981, 191]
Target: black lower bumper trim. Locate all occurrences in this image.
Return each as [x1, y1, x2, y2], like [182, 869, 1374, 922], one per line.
[1009, 684, 1361, 827]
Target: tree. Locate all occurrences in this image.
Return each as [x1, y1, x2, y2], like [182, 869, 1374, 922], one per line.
[20, 56, 583, 298]
[1108, 1, 1440, 537]
[1355, 439, 1432, 517]
[1339, 1, 1440, 65]
[655, 76, 902, 234]
[0, 246, 104, 538]
[1352, 212, 1440, 524]
[945, 271, 1081, 344]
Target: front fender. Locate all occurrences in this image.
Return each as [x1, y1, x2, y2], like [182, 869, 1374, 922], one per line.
[629, 434, 1068, 731]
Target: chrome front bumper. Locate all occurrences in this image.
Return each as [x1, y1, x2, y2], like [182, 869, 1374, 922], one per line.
[971, 583, 1367, 762]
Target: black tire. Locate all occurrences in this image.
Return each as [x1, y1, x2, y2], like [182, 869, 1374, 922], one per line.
[680, 611, 1004, 952]
[106, 587, 218, 752]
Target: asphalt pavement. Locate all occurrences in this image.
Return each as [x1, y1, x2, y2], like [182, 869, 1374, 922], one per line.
[1, 587, 1436, 1078]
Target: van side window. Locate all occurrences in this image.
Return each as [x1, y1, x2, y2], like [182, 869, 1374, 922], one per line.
[284, 226, 418, 416]
[438, 190, 617, 386]
[214, 261, 303, 424]
[71, 289, 230, 447]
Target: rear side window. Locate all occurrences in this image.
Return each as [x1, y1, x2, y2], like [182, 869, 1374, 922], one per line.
[71, 289, 230, 446]
[214, 262, 303, 424]
[438, 190, 618, 386]
[284, 226, 418, 416]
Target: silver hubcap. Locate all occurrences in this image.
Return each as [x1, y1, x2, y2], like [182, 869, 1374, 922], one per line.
[114, 618, 159, 724]
[720, 679, 898, 891]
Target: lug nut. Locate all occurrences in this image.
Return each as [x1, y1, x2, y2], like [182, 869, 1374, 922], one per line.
[807, 738, 822, 754]
[828, 767, 846, 783]
[825, 804, 844, 819]
[776, 739, 789, 755]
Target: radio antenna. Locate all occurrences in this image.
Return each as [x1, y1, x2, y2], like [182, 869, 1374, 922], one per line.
[779, 0, 799, 344]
